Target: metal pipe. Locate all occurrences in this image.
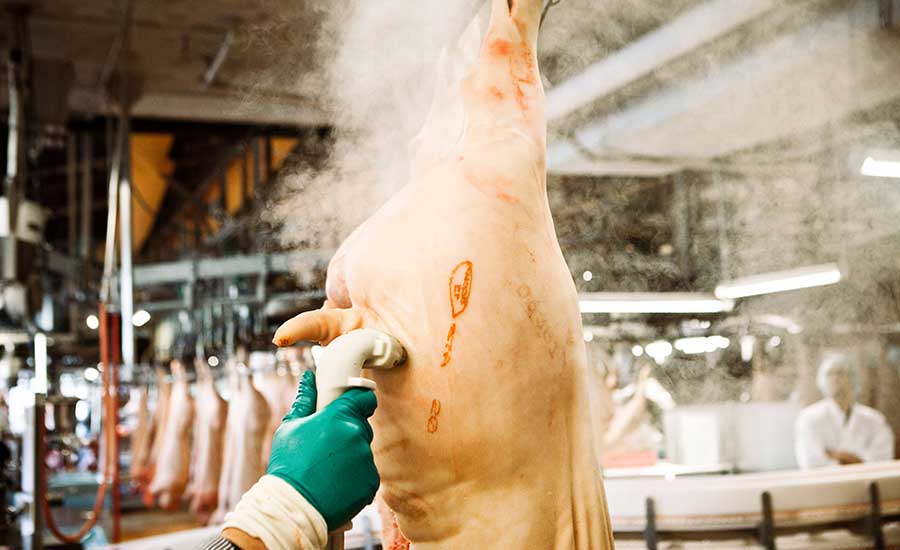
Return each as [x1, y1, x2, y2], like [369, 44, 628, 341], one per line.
[119, 114, 135, 371]
[66, 134, 78, 255]
[4, 5, 29, 283]
[96, 0, 135, 93]
[101, 122, 121, 304]
[79, 133, 93, 259]
[715, 173, 731, 281]
[202, 29, 234, 90]
[110, 314, 121, 542]
[28, 396, 44, 550]
[67, 134, 79, 332]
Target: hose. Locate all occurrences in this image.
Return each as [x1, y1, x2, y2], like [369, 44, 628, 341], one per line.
[39, 305, 118, 543]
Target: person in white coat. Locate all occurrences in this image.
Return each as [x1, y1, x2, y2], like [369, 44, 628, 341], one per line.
[794, 353, 894, 469]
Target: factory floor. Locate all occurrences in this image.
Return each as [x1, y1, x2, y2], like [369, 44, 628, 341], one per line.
[116, 508, 200, 541]
[615, 523, 900, 549]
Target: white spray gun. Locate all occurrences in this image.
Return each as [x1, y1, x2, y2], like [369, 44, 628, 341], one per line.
[314, 328, 407, 550]
[314, 328, 407, 409]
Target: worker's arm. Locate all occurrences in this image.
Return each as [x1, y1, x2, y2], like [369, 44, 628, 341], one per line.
[824, 448, 862, 465]
[219, 370, 380, 550]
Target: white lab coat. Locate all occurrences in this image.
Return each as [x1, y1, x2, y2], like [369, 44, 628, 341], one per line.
[794, 398, 895, 469]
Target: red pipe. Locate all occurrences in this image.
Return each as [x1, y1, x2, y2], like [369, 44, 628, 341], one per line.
[110, 313, 121, 543]
[40, 305, 114, 543]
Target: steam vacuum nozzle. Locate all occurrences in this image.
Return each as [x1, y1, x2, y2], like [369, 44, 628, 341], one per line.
[314, 328, 407, 412]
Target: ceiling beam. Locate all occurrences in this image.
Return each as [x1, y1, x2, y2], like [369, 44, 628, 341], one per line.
[546, 0, 778, 122]
[66, 88, 329, 127]
[549, 1, 900, 174]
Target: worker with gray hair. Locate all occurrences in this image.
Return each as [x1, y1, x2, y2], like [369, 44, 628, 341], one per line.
[794, 353, 894, 469]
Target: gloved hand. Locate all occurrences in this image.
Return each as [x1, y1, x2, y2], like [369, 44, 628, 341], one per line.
[266, 370, 380, 531]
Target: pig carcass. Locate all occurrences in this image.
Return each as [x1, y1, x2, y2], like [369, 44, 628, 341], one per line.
[148, 360, 194, 511]
[274, 1, 613, 548]
[128, 385, 154, 485]
[188, 359, 228, 524]
[211, 359, 271, 523]
[254, 367, 299, 468]
[136, 367, 172, 506]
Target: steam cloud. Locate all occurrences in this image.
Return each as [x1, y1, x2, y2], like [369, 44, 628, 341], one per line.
[264, 1, 484, 251]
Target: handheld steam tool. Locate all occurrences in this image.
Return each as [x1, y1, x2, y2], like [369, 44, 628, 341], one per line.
[316, 329, 406, 550]
[314, 328, 407, 411]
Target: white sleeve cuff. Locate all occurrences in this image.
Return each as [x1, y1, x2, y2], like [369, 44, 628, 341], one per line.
[223, 475, 328, 550]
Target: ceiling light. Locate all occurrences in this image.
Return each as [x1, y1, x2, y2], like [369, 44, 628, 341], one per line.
[674, 335, 730, 354]
[861, 156, 900, 178]
[85, 314, 99, 330]
[84, 367, 100, 382]
[741, 335, 755, 362]
[715, 263, 841, 300]
[132, 309, 151, 327]
[631, 344, 644, 357]
[579, 292, 733, 314]
[582, 270, 593, 282]
[583, 330, 594, 342]
[208, 356, 220, 367]
[645, 340, 673, 364]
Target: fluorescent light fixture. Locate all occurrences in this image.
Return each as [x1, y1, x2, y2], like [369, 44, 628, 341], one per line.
[34, 333, 47, 395]
[715, 263, 841, 300]
[86, 314, 99, 330]
[861, 156, 900, 178]
[579, 292, 734, 314]
[674, 335, 730, 354]
[132, 309, 151, 327]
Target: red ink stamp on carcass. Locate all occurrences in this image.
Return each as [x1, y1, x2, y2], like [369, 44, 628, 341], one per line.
[440, 323, 456, 367]
[489, 39, 512, 57]
[449, 261, 473, 318]
[427, 399, 442, 434]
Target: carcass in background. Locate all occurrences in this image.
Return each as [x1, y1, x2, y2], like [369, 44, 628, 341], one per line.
[211, 356, 271, 523]
[128, 385, 154, 488]
[135, 367, 172, 506]
[148, 360, 195, 511]
[253, 352, 300, 468]
[187, 357, 228, 524]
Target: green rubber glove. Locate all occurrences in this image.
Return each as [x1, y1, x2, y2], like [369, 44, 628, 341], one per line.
[266, 370, 380, 531]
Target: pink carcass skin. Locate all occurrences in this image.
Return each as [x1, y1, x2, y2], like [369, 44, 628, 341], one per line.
[211, 364, 240, 524]
[255, 368, 299, 468]
[188, 359, 228, 524]
[211, 360, 271, 522]
[146, 368, 172, 477]
[274, 1, 613, 548]
[128, 386, 154, 484]
[149, 361, 194, 511]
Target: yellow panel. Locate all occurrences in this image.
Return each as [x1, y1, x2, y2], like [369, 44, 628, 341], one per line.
[271, 137, 298, 172]
[245, 149, 255, 196]
[130, 133, 174, 252]
[224, 157, 245, 215]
